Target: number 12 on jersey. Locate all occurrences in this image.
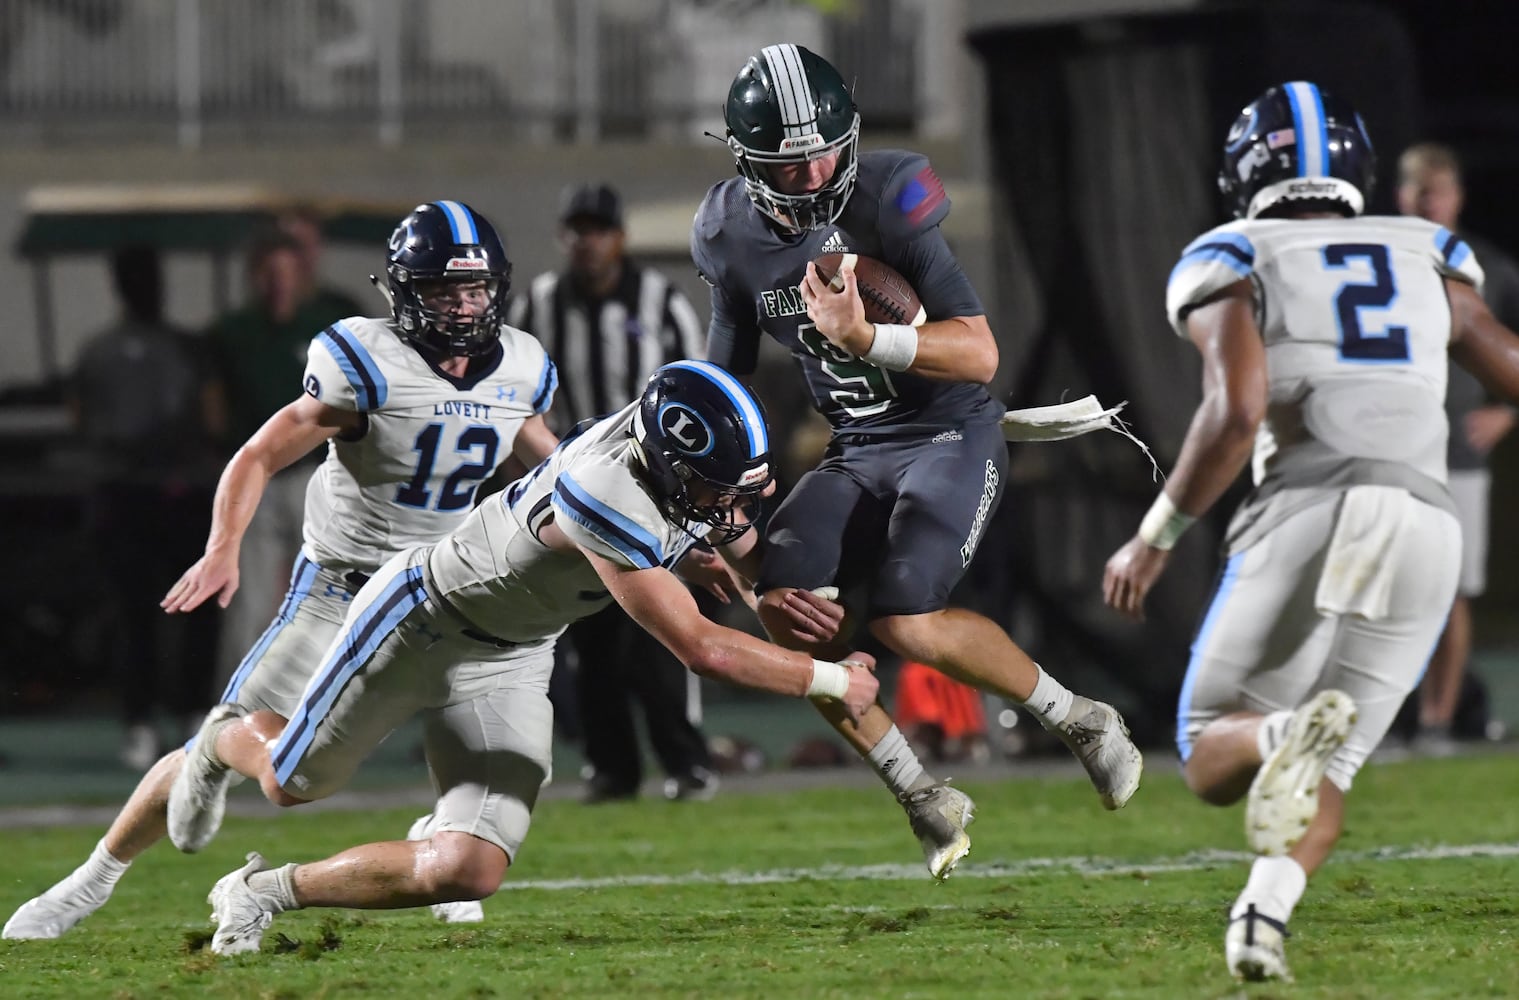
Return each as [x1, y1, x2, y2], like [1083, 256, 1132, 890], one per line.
[395, 423, 500, 511]
[1321, 243, 1411, 363]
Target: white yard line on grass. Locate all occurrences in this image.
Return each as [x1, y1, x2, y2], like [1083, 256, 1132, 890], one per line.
[500, 842, 1519, 891]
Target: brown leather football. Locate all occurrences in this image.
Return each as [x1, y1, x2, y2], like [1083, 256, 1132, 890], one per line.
[813, 253, 927, 327]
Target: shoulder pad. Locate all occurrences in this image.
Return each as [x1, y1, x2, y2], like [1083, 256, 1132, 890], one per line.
[305, 318, 391, 411]
[551, 461, 666, 571]
[1429, 224, 1485, 293]
[862, 150, 950, 245]
[1166, 223, 1256, 338]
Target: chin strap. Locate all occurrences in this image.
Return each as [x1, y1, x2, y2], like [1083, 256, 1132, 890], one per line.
[1000, 394, 1162, 482]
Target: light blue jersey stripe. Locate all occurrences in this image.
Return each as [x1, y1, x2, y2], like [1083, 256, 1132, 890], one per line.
[219, 555, 320, 704]
[553, 472, 663, 569]
[270, 566, 427, 787]
[1176, 552, 1244, 761]
[318, 322, 389, 411]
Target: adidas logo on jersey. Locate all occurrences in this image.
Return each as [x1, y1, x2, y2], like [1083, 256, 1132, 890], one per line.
[821, 231, 849, 254]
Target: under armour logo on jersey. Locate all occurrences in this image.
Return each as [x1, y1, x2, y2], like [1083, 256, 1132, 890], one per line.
[821, 231, 849, 254]
[496, 386, 517, 402]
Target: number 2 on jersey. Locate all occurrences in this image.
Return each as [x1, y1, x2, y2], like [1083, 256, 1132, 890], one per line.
[395, 423, 500, 511]
[1321, 243, 1411, 362]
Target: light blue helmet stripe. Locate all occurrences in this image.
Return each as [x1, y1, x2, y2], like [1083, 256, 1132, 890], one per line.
[1284, 82, 1328, 178]
[664, 360, 768, 458]
[435, 200, 478, 244]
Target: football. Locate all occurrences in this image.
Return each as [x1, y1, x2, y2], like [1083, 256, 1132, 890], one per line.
[812, 252, 927, 327]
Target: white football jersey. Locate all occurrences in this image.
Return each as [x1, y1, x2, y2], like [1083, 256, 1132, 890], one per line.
[300, 316, 557, 574]
[1167, 215, 1484, 488]
[425, 401, 709, 644]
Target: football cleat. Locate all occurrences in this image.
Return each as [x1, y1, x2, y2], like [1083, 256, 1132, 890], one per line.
[1247, 690, 1357, 856]
[901, 783, 975, 880]
[167, 703, 245, 853]
[1226, 903, 1293, 982]
[3, 891, 104, 940]
[406, 814, 484, 924]
[1055, 697, 1144, 810]
[208, 852, 277, 956]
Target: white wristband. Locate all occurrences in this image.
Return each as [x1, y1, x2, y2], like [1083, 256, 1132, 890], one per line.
[1137, 492, 1196, 551]
[807, 659, 851, 700]
[864, 323, 919, 371]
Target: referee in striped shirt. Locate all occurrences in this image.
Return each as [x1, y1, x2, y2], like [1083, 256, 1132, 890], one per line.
[508, 182, 719, 802]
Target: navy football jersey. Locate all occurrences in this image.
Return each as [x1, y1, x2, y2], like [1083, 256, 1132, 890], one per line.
[692, 149, 1002, 434]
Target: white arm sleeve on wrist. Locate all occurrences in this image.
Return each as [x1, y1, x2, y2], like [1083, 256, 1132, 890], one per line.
[806, 659, 851, 700]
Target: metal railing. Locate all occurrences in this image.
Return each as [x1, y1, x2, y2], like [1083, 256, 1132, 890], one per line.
[0, 0, 930, 146]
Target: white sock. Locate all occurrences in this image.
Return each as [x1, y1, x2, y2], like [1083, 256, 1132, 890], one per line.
[1230, 855, 1307, 924]
[866, 725, 930, 798]
[1020, 665, 1076, 729]
[247, 862, 302, 914]
[1256, 711, 1294, 763]
[47, 840, 129, 905]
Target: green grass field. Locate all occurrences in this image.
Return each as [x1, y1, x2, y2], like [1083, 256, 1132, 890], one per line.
[2, 754, 1516, 999]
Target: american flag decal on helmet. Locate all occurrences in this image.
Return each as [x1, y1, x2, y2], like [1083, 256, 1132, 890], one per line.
[896, 166, 946, 226]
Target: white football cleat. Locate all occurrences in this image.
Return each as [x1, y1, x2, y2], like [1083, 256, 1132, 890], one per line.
[208, 852, 277, 956]
[1055, 697, 1144, 810]
[168, 703, 246, 853]
[1226, 903, 1293, 982]
[901, 783, 975, 881]
[406, 814, 485, 924]
[1247, 690, 1357, 856]
[3, 891, 104, 940]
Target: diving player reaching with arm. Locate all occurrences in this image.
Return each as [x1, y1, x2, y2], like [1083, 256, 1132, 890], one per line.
[160, 361, 877, 957]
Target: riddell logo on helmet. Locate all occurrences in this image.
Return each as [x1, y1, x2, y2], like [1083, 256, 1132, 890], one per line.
[1284, 180, 1342, 196]
[778, 133, 825, 153]
[446, 257, 488, 271]
[738, 465, 769, 488]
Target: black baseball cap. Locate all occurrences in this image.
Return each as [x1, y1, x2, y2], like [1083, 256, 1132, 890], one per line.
[559, 182, 623, 229]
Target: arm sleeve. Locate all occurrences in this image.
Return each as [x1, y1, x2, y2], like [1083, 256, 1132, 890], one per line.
[1165, 227, 1257, 337]
[551, 467, 667, 570]
[304, 320, 389, 412]
[704, 281, 761, 375]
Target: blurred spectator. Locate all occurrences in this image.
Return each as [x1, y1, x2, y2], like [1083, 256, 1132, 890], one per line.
[69, 246, 221, 769]
[204, 229, 360, 685]
[1397, 142, 1519, 753]
[507, 182, 718, 802]
[276, 204, 364, 319]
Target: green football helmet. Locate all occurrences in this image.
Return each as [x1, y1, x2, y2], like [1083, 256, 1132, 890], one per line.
[724, 44, 861, 231]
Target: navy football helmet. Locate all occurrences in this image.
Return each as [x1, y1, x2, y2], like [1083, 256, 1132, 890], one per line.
[1218, 82, 1376, 220]
[724, 44, 860, 231]
[385, 201, 511, 357]
[633, 361, 772, 543]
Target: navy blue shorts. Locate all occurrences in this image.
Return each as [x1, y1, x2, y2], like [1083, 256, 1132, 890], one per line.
[758, 420, 1007, 619]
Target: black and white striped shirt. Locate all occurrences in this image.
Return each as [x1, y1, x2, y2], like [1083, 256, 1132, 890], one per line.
[507, 263, 704, 429]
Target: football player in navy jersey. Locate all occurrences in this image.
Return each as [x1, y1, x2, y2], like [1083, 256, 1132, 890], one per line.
[692, 43, 1144, 880]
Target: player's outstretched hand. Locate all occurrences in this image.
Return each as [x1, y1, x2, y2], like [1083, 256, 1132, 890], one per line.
[777, 586, 852, 646]
[1102, 536, 1171, 622]
[839, 653, 879, 724]
[162, 549, 240, 613]
[675, 546, 743, 604]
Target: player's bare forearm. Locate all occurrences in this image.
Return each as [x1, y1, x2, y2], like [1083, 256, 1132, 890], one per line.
[510, 414, 559, 467]
[1448, 277, 1519, 404]
[1163, 284, 1267, 517]
[206, 396, 348, 554]
[900, 315, 999, 384]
